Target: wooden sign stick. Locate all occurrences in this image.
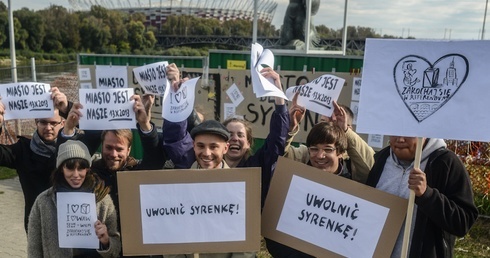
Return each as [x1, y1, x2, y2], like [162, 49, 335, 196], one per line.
[401, 137, 424, 258]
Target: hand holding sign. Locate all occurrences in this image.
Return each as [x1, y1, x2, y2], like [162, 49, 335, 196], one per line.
[285, 74, 345, 117]
[132, 94, 152, 131]
[50, 87, 69, 114]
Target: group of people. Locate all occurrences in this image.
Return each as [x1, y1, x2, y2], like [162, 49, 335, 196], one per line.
[0, 63, 478, 258]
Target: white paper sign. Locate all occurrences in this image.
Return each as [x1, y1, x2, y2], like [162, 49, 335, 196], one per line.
[224, 103, 236, 120]
[368, 134, 384, 149]
[56, 192, 98, 249]
[357, 39, 490, 141]
[78, 88, 136, 130]
[351, 77, 362, 101]
[226, 83, 245, 107]
[80, 82, 92, 89]
[0, 83, 54, 120]
[350, 101, 359, 125]
[78, 68, 92, 81]
[277, 175, 389, 258]
[285, 74, 345, 117]
[140, 182, 246, 244]
[162, 77, 198, 122]
[250, 43, 287, 99]
[132, 61, 169, 96]
[95, 65, 128, 89]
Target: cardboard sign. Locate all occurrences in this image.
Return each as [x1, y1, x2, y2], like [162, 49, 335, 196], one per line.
[286, 74, 345, 117]
[117, 168, 261, 256]
[132, 61, 169, 96]
[262, 157, 408, 257]
[78, 88, 136, 130]
[95, 65, 128, 89]
[56, 192, 98, 248]
[0, 83, 54, 120]
[357, 39, 490, 141]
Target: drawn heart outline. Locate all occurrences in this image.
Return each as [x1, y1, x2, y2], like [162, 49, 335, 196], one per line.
[174, 92, 182, 103]
[71, 204, 80, 213]
[393, 54, 469, 122]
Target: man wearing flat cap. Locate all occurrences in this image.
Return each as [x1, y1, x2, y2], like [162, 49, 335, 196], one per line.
[189, 120, 231, 169]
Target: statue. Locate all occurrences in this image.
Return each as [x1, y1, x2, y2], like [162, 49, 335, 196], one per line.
[280, 0, 321, 50]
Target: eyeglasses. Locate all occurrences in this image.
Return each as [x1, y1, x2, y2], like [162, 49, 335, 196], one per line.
[37, 120, 62, 127]
[308, 146, 336, 155]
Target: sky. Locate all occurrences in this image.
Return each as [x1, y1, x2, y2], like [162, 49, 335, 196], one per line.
[5, 0, 489, 40]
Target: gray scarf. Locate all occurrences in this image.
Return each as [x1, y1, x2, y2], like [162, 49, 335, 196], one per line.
[30, 131, 56, 158]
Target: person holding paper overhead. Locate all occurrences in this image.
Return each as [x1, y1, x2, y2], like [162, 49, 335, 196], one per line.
[366, 137, 478, 257]
[284, 96, 374, 183]
[222, 65, 289, 208]
[28, 140, 121, 257]
[0, 87, 73, 232]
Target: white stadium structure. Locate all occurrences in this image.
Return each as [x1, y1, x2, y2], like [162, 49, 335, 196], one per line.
[68, 0, 278, 27]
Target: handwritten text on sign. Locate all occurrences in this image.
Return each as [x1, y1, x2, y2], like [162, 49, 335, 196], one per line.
[162, 77, 199, 122]
[56, 192, 98, 248]
[0, 83, 53, 120]
[285, 74, 345, 117]
[95, 65, 128, 89]
[133, 61, 169, 95]
[140, 182, 246, 244]
[78, 88, 136, 130]
[277, 175, 389, 257]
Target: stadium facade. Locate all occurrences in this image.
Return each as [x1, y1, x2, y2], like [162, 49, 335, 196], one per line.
[68, 0, 278, 27]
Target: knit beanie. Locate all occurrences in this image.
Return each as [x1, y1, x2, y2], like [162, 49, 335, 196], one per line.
[56, 140, 92, 168]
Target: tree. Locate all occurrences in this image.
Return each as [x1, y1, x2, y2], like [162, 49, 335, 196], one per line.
[15, 8, 45, 51]
[79, 16, 111, 52]
[0, 11, 8, 48]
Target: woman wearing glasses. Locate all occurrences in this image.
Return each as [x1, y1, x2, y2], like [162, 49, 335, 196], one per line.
[266, 100, 375, 258]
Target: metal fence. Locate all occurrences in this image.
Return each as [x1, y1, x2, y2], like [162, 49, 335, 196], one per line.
[0, 62, 77, 84]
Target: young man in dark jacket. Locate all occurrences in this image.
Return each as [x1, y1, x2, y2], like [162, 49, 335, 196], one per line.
[366, 136, 478, 257]
[0, 87, 72, 232]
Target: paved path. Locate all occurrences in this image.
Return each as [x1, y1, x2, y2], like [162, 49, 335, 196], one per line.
[0, 177, 27, 257]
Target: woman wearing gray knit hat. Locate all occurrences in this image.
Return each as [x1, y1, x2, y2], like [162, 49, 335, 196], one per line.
[27, 140, 121, 257]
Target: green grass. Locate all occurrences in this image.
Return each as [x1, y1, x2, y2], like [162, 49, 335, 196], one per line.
[0, 167, 16, 180]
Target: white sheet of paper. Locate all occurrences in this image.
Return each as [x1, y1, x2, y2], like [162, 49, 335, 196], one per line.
[57, 192, 98, 249]
[140, 182, 246, 244]
[224, 103, 236, 120]
[350, 101, 359, 125]
[78, 88, 136, 130]
[351, 77, 362, 101]
[95, 65, 128, 89]
[80, 82, 92, 89]
[368, 134, 384, 149]
[78, 68, 91, 81]
[277, 175, 389, 258]
[357, 39, 490, 141]
[133, 61, 169, 96]
[162, 77, 198, 122]
[0, 83, 53, 120]
[226, 83, 245, 107]
[285, 74, 345, 117]
[250, 43, 287, 99]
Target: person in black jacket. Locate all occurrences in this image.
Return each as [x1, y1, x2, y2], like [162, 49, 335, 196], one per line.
[0, 87, 72, 232]
[366, 136, 478, 258]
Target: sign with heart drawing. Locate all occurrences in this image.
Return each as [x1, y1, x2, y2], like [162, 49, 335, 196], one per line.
[394, 54, 469, 122]
[162, 77, 199, 122]
[357, 39, 490, 142]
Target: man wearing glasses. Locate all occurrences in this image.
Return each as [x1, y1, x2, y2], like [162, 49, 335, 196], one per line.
[0, 87, 71, 233]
